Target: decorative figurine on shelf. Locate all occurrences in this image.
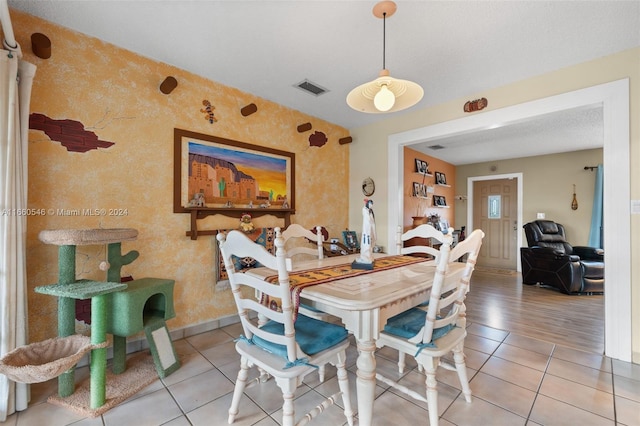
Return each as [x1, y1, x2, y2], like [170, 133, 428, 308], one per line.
[188, 192, 205, 207]
[352, 198, 376, 270]
[282, 196, 289, 209]
[239, 213, 255, 233]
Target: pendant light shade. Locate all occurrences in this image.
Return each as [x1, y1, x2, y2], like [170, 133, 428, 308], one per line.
[347, 1, 423, 114]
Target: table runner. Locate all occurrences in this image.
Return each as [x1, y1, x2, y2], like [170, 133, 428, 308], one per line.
[260, 255, 429, 319]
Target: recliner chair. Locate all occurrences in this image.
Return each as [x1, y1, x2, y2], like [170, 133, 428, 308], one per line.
[520, 220, 604, 294]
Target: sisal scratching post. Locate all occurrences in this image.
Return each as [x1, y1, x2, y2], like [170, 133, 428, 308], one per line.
[105, 242, 139, 374]
[90, 294, 108, 408]
[58, 245, 77, 397]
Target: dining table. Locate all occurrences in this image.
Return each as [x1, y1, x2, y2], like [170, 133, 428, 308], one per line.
[246, 252, 455, 426]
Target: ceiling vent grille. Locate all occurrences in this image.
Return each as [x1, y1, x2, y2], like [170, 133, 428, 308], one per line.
[428, 144, 446, 150]
[295, 79, 329, 96]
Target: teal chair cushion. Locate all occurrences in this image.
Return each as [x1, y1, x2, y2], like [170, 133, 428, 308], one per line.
[384, 307, 454, 342]
[253, 314, 348, 357]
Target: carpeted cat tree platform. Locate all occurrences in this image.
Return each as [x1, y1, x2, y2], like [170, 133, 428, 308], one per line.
[0, 228, 179, 416]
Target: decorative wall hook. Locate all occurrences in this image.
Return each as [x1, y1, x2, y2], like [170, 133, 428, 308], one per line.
[297, 123, 312, 133]
[339, 136, 353, 145]
[159, 76, 178, 94]
[241, 103, 257, 116]
[464, 97, 488, 113]
[31, 33, 51, 59]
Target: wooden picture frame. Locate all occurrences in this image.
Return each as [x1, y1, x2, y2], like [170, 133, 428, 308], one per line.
[174, 129, 295, 212]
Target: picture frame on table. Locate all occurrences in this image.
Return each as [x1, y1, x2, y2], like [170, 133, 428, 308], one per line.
[342, 230, 359, 250]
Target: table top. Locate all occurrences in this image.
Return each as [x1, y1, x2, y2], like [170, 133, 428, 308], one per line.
[247, 253, 461, 311]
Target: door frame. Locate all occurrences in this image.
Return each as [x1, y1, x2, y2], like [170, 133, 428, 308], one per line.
[387, 79, 630, 361]
[467, 173, 523, 272]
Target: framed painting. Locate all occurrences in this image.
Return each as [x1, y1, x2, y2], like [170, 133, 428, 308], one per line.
[174, 129, 295, 213]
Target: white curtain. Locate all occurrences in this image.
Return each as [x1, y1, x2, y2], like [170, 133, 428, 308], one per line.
[0, 47, 36, 421]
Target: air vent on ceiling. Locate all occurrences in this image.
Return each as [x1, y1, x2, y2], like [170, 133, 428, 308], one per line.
[295, 79, 329, 96]
[428, 144, 446, 150]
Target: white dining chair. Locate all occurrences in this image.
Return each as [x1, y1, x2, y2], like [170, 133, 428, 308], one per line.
[282, 223, 324, 260]
[395, 223, 448, 374]
[217, 228, 353, 426]
[376, 229, 485, 426]
[396, 223, 442, 263]
[281, 223, 334, 383]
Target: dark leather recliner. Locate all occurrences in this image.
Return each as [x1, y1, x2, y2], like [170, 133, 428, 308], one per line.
[520, 220, 604, 294]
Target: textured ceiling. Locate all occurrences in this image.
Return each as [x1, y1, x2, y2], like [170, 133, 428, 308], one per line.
[6, 1, 640, 163]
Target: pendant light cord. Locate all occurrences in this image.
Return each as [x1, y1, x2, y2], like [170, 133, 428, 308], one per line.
[382, 12, 387, 70]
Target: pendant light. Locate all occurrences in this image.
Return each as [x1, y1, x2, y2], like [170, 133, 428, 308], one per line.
[347, 1, 423, 114]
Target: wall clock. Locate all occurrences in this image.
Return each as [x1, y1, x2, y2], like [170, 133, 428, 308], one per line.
[362, 177, 375, 196]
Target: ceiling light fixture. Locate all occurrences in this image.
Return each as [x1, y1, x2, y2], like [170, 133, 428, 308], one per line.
[347, 1, 423, 114]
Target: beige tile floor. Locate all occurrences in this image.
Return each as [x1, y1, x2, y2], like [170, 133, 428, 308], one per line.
[4, 321, 640, 426]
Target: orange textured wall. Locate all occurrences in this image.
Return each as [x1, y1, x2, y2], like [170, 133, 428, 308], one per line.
[403, 147, 456, 231]
[10, 10, 350, 343]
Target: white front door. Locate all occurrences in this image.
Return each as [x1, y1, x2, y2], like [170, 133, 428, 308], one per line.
[472, 178, 518, 269]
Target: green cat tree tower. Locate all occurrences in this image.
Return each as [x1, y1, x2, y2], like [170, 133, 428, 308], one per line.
[32, 228, 178, 410]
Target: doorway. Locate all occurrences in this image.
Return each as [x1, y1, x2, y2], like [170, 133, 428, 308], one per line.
[386, 79, 630, 361]
[472, 177, 519, 270]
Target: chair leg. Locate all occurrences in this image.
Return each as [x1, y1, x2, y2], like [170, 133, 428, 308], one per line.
[318, 365, 326, 382]
[336, 350, 354, 426]
[423, 358, 439, 426]
[275, 377, 297, 426]
[228, 356, 249, 424]
[398, 351, 406, 373]
[452, 344, 472, 403]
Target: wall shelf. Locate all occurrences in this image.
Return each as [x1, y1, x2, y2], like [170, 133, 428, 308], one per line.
[182, 207, 294, 240]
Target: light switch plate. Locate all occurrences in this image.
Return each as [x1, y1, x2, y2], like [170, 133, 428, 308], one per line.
[536, 212, 545, 219]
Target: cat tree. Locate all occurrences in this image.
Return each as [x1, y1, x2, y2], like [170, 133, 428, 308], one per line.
[0, 228, 178, 412]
